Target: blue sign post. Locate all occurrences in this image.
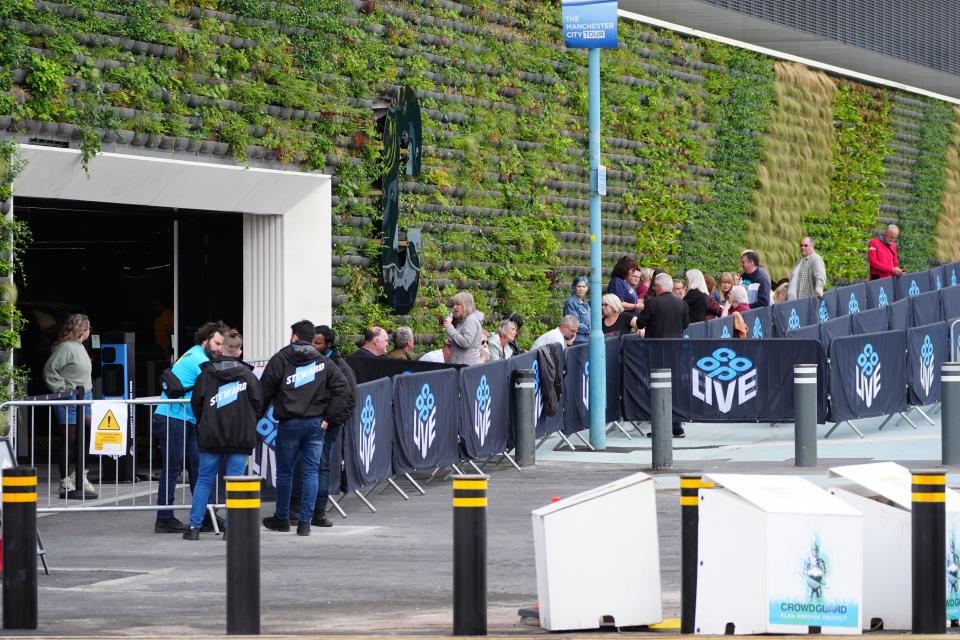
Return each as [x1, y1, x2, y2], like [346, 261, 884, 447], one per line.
[563, 0, 617, 450]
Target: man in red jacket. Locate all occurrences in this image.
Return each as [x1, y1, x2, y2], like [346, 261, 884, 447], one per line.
[868, 224, 906, 280]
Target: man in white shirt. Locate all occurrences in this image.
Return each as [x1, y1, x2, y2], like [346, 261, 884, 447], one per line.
[531, 315, 579, 351]
[419, 338, 451, 363]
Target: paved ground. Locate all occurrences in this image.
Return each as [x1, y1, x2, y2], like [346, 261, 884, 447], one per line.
[2, 408, 955, 636]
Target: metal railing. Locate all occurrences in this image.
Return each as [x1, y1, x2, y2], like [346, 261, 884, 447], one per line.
[2, 397, 236, 514]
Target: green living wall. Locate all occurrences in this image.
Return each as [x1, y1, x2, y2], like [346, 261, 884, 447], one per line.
[1, 0, 959, 353]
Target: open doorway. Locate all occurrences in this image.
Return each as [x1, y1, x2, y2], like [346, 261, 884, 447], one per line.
[14, 197, 242, 398]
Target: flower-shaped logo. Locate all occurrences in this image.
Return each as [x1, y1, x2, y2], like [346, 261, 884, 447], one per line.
[361, 395, 375, 434]
[848, 294, 860, 314]
[937, 275, 943, 290]
[857, 344, 879, 376]
[855, 343, 882, 407]
[415, 383, 435, 422]
[476, 376, 490, 412]
[909, 280, 921, 297]
[412, 383, 437, 459]
[818, 299, 830, 323]
[878, 287, 889, 307]
[359, 394, 376, 473]
[919, 336, 936, 396]
[788, 308, 801, 331]
[474, 375, 492, 446]
[752, 317, 763, 338]
[696, 347, 753, 382]
[921, 336, 934, 367]
[721, 325, 731, 339]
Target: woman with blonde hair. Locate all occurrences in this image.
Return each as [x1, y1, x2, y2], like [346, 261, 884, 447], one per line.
[600, 294, 637, 336]
[443, 291, 485, 365]
[43, 313, 97, 499]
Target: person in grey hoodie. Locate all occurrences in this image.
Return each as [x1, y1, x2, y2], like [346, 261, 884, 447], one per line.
[443, 290, 485, 365]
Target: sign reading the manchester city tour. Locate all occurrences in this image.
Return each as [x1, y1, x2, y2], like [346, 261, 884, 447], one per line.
[562, 0, 618, 49]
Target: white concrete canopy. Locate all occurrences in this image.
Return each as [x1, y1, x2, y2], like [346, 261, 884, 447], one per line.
[12, 144, 332, 357]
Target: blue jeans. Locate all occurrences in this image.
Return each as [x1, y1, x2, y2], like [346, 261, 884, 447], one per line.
[153, 413, 199, 519]
[315, 430, 334, 514]
[55, 389, 92, 426]
[189, 451, 247, 529]
[274, 416, 324, 523]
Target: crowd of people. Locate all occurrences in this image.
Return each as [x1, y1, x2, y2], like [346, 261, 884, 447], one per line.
[38, 227, 907, 536]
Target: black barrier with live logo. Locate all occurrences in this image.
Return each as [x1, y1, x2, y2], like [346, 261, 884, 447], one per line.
[817, 289, 838, 323]
[458, 359, 509, 460]
[772, 297, 815, 336]
[896, 273, 930, 300]
[342, 377, 394, 493]
[740, 306, 773, 339]
[707, 315, 736, 339]
[828, 330, 907, 421]
[907, 322, 949, 406]
[620, 337, 828, 423]
[866, 276, 895, 309]
[563, 343, 589, 435]
[506, 349, 563, 439]
[832, 282, 868, 317]
[392, 368, 459, 474]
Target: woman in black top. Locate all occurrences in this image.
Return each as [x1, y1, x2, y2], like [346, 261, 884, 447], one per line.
[683, 268, 718, 323]
[601, 293, 637, 336]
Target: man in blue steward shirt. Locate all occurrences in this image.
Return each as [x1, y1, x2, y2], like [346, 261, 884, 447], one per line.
[153, 321, 226, 533]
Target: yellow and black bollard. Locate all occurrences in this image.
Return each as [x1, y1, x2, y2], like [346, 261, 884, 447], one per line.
[225, 475, 261, 635]
[680, 474, 712, 634]
[453, 474, 488, 636]
[3, 467, 38, 630]
[911, 469, 946, 634]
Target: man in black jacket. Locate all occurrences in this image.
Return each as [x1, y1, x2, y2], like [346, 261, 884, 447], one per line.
[637, 273, 689, 437]
[636, 272, 690, 339]
[183, 329, 262, 540]
[260, 320, 353, 536]
[311, 325, 357, 527]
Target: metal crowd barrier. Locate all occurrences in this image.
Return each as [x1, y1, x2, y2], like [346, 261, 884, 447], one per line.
[2, 397, 232, 515]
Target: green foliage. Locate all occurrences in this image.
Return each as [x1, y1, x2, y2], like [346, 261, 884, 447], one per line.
[2, 0, 959, 353]
[898, 98, 954, 269]
[808, 82, 891, 283]
[681, 42, 774, 276]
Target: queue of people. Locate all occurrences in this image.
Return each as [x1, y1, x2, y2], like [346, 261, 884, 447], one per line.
[39, 227, 907, 534]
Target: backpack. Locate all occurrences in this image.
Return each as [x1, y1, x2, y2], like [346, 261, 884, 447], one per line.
[160, 367, 193, 399]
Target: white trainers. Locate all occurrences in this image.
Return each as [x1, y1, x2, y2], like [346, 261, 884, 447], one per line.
[82, 470, 96, 494]
[59, 471, 76, 496]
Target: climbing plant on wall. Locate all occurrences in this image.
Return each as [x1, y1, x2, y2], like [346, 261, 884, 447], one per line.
[752, 62, 836, 281]
[680, 40, 774, 276]
[807, 81, 891, 283]
[936, 107, 960, 264]
[898, 98, 953, 269]
[3, 0, 960, 354]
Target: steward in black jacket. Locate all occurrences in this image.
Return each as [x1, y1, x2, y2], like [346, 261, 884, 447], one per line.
[190, 356, 263, 453]
[260, 341, 353, 427]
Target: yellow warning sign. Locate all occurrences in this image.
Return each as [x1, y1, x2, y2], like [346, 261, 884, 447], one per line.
[95, 431, 123, 450]
[97, 409, 121, 431]
[88, 401, 128, 456]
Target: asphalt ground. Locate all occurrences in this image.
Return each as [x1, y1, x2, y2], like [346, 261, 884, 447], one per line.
[1, 412, 955, 637]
